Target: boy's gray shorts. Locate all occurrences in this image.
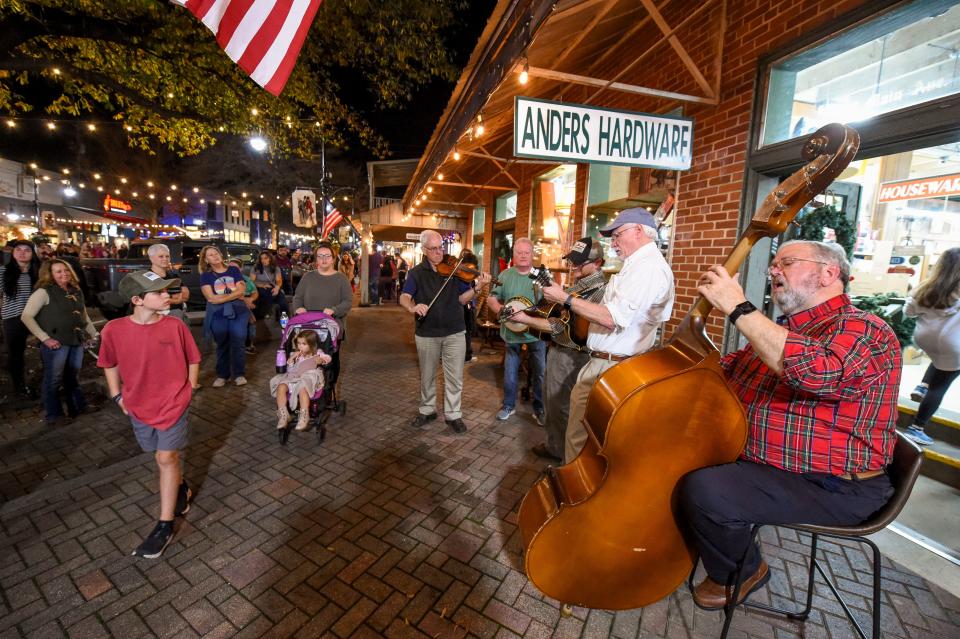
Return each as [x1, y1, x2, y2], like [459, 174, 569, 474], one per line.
[130, 410, 189, 452]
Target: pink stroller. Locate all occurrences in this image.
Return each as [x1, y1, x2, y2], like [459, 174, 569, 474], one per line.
[275, 311, 346, 444]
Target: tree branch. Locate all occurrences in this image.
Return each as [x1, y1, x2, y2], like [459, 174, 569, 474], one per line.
[0, 57, 207, 121]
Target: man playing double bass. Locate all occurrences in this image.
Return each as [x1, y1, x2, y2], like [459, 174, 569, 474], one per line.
[683, 239, 901, 610]
[507, 236, 606, 462]
[537, 208, 675, 463]
[400, 230, 490, 434]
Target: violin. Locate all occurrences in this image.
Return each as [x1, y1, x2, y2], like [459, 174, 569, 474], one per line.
[435, 254, 485, 283]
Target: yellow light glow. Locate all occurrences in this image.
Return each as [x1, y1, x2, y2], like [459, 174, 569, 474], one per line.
[193, 187, 199, 193]
[93, 173, 100, 179]
[170, 184, 177, 190]
[87, 123, 97, 131]
[29, 162, 38, 169]
[251, 108, 258, 116]
[453, 150, 461, 161]
[62, 168, 70, 175]
[5, 120, 15, 128]
[52, 68, 61, 75]
[147, 180, 154, 187]
[120, 177, 127, 184]
[46, 122, 56, 130]
[437, 173, 444, 181]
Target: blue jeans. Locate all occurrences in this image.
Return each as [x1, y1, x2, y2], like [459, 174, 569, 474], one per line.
[503, 341, 546, 412]
[208, 305, 248, 379]
[369, 277, 380, 304]
[39, 343, 86, 420]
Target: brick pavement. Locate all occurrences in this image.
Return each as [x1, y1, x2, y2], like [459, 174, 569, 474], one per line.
[1, 305, 959, 638]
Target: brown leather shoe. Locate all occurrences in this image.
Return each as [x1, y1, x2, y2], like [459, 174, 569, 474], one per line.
[693, 560, 770, 610]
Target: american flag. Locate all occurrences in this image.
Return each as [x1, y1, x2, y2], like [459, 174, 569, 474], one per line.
[320, 206, 343, 239]
[172, 0, 323, 96]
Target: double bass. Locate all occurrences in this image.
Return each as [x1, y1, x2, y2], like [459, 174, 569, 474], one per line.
[516, 124, 860, 610]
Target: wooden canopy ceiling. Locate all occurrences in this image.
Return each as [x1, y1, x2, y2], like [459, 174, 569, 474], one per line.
[404, 0, 727, 215]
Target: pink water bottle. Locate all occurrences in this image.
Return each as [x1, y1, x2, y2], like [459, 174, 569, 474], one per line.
[275, 349, 287, 373]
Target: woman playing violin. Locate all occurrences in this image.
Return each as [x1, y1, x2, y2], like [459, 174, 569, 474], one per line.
[399, 230, 491, 434]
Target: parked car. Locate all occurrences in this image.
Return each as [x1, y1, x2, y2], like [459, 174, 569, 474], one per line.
[80, 236, 261, 318]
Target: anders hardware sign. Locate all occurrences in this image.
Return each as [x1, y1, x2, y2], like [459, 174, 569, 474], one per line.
[514, 97, 693, 170]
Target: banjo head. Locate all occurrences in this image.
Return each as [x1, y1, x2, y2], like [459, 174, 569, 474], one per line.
[503, 296, 532, 333]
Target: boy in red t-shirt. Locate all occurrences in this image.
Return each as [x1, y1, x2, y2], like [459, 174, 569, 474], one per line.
[98, 270, 201, 558]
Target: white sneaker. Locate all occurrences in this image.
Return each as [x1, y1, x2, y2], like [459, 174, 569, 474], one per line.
[212, 378, 226, 388]
[234, 376, 247, 386]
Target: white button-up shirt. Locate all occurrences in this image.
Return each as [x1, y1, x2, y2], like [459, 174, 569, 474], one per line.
[587, 242, 674, 356]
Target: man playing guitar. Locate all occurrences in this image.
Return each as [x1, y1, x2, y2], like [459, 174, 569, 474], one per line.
[508, 237, 606, 462]
[538, 209, 675, 462]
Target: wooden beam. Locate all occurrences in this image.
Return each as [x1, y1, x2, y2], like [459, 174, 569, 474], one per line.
[587, 0, 718, 103]
[638, 0, 714, 97]
[478, 144, 521, 188]
[461, 150, 553, 165]
[553, 0, 609, 19]
[553, 0, 619, 69]
[429, 180, 515, 191]
[523, 65, 718, 104]
[585, 0, 676, 75]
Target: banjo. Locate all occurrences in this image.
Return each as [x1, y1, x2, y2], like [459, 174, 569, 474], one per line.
[498, 267, 555, 333]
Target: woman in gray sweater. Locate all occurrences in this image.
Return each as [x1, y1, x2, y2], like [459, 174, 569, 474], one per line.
[292, 242, 353, 335]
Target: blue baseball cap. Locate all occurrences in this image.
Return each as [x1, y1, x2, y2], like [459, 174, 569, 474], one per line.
[599, 207, 657, 236]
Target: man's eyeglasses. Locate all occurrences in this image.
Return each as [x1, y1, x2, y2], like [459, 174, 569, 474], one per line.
[611, 225, 637, 241]
[423, 245, 443, 252]
[317, 254, 334, 260]
[768, 257, 828, 273]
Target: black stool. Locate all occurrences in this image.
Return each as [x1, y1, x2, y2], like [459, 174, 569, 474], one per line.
[703, 434, 924, 639]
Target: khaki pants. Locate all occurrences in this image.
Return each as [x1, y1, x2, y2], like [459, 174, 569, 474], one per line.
[415, 331, 466, 420]
[543, 345, 590, 459]
[564, 357, 618, 463]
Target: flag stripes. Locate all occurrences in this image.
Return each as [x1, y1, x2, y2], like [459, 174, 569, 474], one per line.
[172, 0, 322, 96]
[321, 207, 343, 239]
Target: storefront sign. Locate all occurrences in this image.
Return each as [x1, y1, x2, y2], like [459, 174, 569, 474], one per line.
[514, 97, 693, 169]
[102, 194, 133, 213]
[405, 233, 421, 240]
[877, 173, 960, 203]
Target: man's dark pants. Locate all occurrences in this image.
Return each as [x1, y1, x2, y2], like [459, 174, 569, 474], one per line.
[678, 461, 893, 584]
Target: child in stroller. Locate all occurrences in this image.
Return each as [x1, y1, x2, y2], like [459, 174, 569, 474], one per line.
[270, 330, 330, 431]
[272, 311, 345, 444]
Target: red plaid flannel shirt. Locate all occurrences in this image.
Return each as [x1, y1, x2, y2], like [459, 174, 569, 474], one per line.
[721, 295, 902, 475]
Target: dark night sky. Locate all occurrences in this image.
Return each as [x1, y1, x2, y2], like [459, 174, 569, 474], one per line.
[0, 1, 498, 191]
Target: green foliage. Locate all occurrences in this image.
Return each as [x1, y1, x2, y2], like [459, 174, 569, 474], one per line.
[0, 0, 464, 157]
[851, 292, 917, 348]
[797, 205, 856, 259]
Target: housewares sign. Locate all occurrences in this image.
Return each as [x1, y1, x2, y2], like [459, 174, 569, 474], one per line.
[514, 97, 693, 170]
[877, 173, 960, 203]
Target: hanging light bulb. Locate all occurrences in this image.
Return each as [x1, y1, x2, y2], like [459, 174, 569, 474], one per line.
[437, 173, 444, 181]
[475, 115, 484, 137]
[453, 149, 461, 161]
[87, 123, 97, 131]
[519, 58, 529, 85]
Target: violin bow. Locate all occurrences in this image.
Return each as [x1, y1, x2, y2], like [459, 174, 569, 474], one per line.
[417, 254, 467, 322]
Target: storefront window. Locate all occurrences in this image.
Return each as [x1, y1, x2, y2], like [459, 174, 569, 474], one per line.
[761, 142, 960, 419]
[587, 164, 676, 271]
[494, 191, 516, 222]
[530, 165, 576, 270]
[760, 0, 960, 147]
[472, 206, 485, 265]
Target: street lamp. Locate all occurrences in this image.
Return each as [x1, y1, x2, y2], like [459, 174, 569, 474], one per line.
[249, 135, 267, 152]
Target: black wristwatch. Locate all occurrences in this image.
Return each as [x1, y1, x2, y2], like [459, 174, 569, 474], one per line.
[564, 294, 574, 310]
[728, 301, 757, 325]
